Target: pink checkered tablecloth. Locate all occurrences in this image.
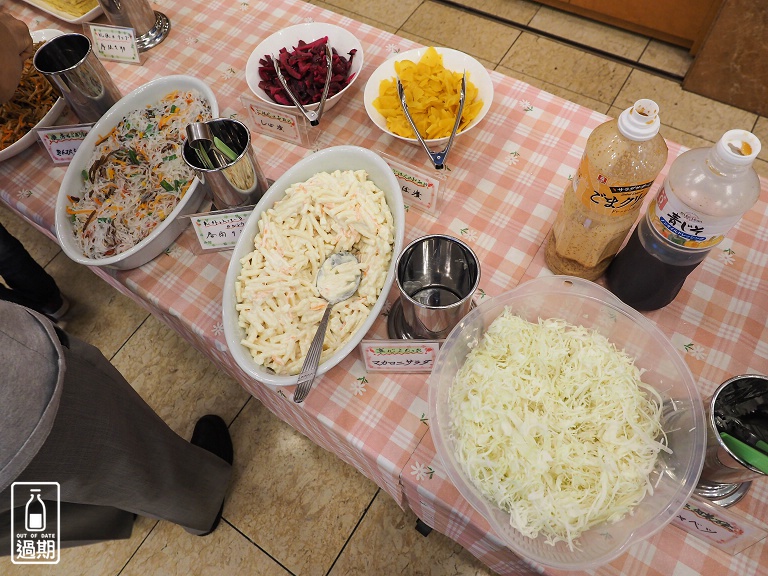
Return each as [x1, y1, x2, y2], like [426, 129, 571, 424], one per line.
[2, 0, 767, 574]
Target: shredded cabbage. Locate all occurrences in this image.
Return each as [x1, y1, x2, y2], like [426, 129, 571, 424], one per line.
[448, 310, 668, 550]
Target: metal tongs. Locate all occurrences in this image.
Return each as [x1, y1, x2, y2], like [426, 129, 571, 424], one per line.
[186, 122, 232, 170]
[272, 42, 333, 126]
[396, 71, 466, 170]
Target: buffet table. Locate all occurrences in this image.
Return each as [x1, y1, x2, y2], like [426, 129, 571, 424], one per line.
[2, 0, 767, 574]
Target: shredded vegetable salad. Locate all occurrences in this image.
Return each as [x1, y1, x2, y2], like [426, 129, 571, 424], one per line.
[67, 89, 212, 259]
[1, 43, 58, 152]
[448, 311, 668, 550]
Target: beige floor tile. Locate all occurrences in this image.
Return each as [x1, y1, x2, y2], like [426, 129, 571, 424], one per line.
[0, 207, 147, 358]
[751, 116, 768, 163]
[0, 204, 60, 268]
[400, 1, 521, 65]
[44, 252, 149, 358]
[448, 0, 540, 25]
[500, 32, 632, 105]
[110, 313, 250, 437]
[224, 398, 379, 576]
[0, 516, 156, 576]
[308, 1, 398, 33]
[397, 31, 498, 70]
[320, 0, 422, 29]
[615, 70, 758, 144]
[121, 519, 290, 576]
[498, 66, 611, 114]
[639, 40, 694, 78]
[329, 491, 495, 575]
[529, 6, 648, 61]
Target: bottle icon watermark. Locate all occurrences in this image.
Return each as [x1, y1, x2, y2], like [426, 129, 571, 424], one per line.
[11, 482, 60, 564]
[25, 489, 46, 532]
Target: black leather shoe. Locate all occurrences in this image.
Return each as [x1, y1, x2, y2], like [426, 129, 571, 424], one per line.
[190, 415, 233, 535]
[190, 414, 233, 465]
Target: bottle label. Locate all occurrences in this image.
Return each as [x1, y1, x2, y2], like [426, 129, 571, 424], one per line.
[648, 182, 742, 249]
[574, 153, 654, 217]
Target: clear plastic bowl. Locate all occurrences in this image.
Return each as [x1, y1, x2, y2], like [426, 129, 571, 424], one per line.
[428, 276, 706, 570]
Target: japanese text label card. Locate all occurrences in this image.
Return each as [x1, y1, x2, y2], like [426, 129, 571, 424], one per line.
[37, 124, 93, 165]
[84, 23, 141, 64]
[360, 340, 441, 373]
[241, 95, 319, 148]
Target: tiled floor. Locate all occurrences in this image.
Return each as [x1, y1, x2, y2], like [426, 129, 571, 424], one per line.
[3, 1, 767, 575]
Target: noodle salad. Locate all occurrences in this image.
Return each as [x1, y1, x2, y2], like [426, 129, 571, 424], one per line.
[67, 89, 212, 259]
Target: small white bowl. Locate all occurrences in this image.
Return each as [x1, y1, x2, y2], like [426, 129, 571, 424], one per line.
[363, 47, 494, 146]
[55, 75, 218, 270]
[245, 22, 364, 114]
[223, 146, 405, 387]
[0, 29, 66, 163]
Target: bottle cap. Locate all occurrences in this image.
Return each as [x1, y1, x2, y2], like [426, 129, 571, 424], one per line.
[617, 99, 661, 141]
[715, 129, 761, 166]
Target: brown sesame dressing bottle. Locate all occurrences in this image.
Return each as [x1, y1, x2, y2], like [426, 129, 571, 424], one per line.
[545, 99, 668, 280]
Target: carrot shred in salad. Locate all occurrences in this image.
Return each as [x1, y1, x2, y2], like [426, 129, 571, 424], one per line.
[67, 89, 212, 259]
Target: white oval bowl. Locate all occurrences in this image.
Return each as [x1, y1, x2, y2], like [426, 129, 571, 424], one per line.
[245, 22, 364, 114]
[363, 47, 494, 147]
[55, 75, 218, 269]
[223, 146, 405, 387]
[0, 29, 66, 163]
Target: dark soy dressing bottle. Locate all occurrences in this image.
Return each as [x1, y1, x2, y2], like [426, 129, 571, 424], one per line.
[606, 130, 762, 310]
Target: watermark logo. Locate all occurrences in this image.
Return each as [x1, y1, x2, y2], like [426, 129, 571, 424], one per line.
[10, 482, 60, 564]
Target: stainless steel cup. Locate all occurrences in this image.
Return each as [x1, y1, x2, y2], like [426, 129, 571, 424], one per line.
[695, 374, 768, 506]
[97, 0, 171, 51]
[395, 235, 480, 339]
[182, 119, 269, 210]
[33, 33, 121, 124]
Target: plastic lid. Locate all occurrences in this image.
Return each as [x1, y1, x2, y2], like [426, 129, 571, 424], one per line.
[617, 99, 661, 141]
[715, 129, 761, 166]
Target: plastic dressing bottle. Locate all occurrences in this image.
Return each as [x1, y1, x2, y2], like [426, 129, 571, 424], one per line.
[545, 99, 668, 280]
[606, 129, 762, 310]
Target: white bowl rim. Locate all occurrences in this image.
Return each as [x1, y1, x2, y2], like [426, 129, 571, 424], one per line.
[223, 145, 405, 387]
[244, 22, 364, 110]
[55, 75, 219, 266]
[363, 46, 494, 145]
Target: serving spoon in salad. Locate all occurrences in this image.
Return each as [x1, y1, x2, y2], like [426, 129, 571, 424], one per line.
[294, 251, 362, 403]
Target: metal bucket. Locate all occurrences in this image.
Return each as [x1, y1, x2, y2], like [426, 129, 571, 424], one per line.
[395, 234, 480, 339]
[695, 374, 768, 506]
[33, 33, 121, 123]
[182, 119, 269, 210]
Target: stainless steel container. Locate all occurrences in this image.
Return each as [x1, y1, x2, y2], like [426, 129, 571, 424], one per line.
[395, 234, 480, 340]
[695, 374, 768, 506]
[97, 0, 171, 51]
[182, 119, 269, 210]
[33, 33, 121, 124]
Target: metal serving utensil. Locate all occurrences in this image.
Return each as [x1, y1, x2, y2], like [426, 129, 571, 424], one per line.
[272, 42, 333, 126]
[185, 122, 229, 169]
[294, 251, 362, 404]
[396, 71, 466, 170]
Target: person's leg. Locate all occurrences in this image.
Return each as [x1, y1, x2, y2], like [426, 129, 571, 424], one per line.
[0, 223, 65, 316]
[4, 330, 232, 535]
[0, 502, 135, 555]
